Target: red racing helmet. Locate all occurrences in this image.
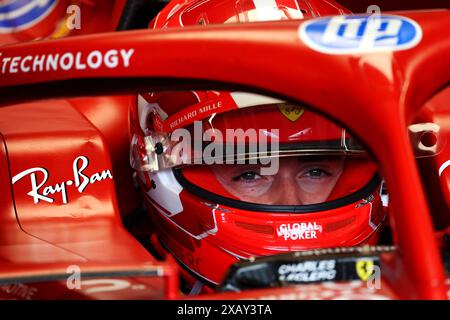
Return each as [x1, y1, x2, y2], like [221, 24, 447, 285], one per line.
[130, 0, 387, 290]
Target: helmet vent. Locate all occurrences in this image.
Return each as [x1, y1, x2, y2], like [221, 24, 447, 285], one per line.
[324, 216, 356, 232]
[234, 221, 274, 235]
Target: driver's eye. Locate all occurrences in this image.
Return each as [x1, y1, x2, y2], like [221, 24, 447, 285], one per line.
[303, 168, 330, 178]
[233, 171, 262, 182]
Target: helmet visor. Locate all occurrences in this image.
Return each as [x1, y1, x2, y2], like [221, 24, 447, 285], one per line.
[130, 103, 367, 173]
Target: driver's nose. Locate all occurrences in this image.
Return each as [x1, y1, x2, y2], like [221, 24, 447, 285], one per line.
[271, 168, 303, 205]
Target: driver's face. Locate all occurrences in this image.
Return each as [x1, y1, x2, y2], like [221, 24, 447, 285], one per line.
[211, 156, 345, 205]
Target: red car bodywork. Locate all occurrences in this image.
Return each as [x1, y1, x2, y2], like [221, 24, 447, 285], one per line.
[0, 1, 449, 299]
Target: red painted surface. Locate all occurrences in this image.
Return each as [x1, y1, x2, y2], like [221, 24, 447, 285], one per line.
[0, 100, 173, 299]
[70, 96, 141, 218]
[0, 8, 448, 299]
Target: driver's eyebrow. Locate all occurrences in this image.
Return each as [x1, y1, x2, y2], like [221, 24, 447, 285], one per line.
[223, 163, 265, 170]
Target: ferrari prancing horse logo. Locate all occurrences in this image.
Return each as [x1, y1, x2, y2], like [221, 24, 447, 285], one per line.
[356, 259, 375, 281]
[278, 105, 304, 122]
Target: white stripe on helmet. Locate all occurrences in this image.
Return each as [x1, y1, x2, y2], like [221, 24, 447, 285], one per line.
[230, 91, 284, 109]
[147, 170, 184, 216]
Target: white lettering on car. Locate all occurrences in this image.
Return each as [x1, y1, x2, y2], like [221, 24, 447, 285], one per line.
[278, 259, 337, 283]
[12, 155, 113, 204]
[0, 48, 135, 75]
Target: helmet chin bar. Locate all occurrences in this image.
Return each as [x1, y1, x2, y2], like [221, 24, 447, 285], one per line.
[157, 236, 220, 288]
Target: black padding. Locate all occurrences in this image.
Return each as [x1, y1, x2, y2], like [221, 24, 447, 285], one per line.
[116, 0, 170, 31]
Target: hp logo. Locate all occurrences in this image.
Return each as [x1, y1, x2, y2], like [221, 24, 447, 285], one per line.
[0, 0, 57, 32]
[299, 15, 422, 54]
